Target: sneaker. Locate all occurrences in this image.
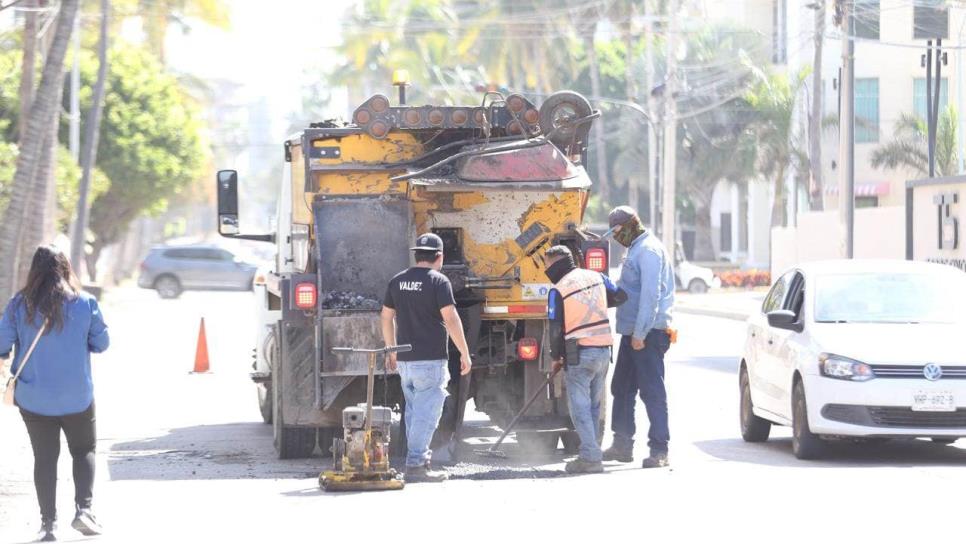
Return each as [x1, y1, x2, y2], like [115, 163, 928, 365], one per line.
[602, 445, 634, 463]
[565, 457, 604, 474]
[405, 463, 448, 483]
[37, 519, 56, 542]
[641, 452, 669, 469]
[71, 508, 102, 536]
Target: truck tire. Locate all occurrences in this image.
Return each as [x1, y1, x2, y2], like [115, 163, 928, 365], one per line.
[560, 431, 580, 455]
[257, 383, 272, 424]
[271, 324, 317, 459]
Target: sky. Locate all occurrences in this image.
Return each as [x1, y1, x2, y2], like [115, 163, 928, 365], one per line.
[164, 0, 355, 139]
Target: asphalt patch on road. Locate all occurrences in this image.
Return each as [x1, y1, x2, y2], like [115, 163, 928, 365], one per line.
[446, 463, 569, 481]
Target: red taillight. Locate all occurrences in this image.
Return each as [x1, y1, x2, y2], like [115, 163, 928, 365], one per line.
[294, 282, 317, 309]
[585, 248, 607, 272]
[517, 337, 539, 361]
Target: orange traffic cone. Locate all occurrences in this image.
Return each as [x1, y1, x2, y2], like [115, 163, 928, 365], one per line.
[192, 318, 210, 373]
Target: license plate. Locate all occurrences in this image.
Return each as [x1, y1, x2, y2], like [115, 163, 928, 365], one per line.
[912, 391, 956, 412]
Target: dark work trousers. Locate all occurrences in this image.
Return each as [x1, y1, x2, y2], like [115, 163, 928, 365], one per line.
[610, 331, 671, 455]
[19, 401, 96, 522]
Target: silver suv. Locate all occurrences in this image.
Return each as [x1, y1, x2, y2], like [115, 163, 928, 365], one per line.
[138, 245, 257, 299]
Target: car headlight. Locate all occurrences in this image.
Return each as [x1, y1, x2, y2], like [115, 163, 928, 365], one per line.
[819, 353, 875, 382]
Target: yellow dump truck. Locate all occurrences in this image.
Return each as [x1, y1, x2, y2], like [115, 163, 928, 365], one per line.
[216, 86, 610, 459]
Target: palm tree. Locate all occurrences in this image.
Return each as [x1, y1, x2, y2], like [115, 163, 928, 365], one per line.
[0, 0, 80, 302]
[135, 0, 229, 61]
[871, 107, 958, 178]
[745, 69, 808, 228]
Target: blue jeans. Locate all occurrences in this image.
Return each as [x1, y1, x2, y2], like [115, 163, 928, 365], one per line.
[565, 346, 610, 462]
[398, 360, 450, 467]
[611, 331, 671, 455]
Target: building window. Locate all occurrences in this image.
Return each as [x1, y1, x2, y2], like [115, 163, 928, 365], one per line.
[856, 196, 879, 208]
[853, 0, 880, 40]
[914, 78, 948, 121]
[914, 0, 948, 40]
[855, 78, 879, 143]
[772, 0, 787, 64]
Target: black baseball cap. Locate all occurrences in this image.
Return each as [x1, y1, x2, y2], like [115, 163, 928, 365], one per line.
[410, 233, 444, 252]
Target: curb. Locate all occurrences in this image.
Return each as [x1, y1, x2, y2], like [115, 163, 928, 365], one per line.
[676, 306, 751, 322]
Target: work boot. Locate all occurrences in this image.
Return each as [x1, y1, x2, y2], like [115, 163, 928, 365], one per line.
[405, 463, 448, 483]
[37, 519, 56, 542]
[71, 507, 103, 536]
[641, 452, 669, 469]
[565, 457, 604, 474]
[602, 443, 634, 463]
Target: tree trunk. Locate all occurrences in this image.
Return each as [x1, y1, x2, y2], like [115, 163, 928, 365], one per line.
[71, 0, 110, 274]
[583, 31, 610, 208]
[17, 0, 37, 143]
[808, 0, 825, 211]
[0, 0, 79, 303]
[771, 167, 787, 228]
[692, 202, 716, 262]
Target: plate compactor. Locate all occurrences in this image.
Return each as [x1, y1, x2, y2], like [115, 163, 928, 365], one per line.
[319, 344, 411, 492]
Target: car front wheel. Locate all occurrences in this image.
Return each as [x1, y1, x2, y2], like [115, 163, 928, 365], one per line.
[739, 368, 771, 442]
[792, 380, 826, 460]
[155, 275, 182, 299]
[688, 279, 709, 294]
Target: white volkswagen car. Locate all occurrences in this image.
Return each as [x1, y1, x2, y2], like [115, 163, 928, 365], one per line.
[739, 260, 966, 459]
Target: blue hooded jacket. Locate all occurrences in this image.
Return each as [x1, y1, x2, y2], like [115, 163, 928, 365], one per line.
[0, 292, 109, 416]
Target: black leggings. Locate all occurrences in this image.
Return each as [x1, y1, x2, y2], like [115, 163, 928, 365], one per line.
[20, 402, 96, 522]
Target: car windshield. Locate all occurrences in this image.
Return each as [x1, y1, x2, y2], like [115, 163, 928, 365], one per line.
[814, 271, 966, 324]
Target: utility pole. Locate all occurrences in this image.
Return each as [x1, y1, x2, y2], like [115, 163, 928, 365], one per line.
[924, 39, 945, 178]
[837, 0, 855, 258]
[645, 12, 658, 229]
[661, 0, 679, 250]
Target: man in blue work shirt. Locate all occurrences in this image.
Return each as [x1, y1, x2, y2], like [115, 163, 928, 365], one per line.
[544, 246, 626, 473]
[603, 206, 675, 468]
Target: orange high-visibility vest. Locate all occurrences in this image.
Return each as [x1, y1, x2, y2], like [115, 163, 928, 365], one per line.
[557, 268, 613, 347]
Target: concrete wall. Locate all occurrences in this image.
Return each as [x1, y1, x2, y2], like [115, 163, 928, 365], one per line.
[771, 206, 905, 276]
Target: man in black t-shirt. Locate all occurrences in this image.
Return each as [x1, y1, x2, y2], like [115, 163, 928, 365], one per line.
[381, 233, 472, 483]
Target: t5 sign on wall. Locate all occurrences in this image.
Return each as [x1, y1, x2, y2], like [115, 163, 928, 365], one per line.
[934, 192, 959, 250]
[907, 177, 966, 272]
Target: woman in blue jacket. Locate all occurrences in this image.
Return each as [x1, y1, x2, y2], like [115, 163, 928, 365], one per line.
[0, 245, 109, 541]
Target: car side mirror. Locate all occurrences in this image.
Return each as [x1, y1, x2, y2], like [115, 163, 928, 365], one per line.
[217, 170, 239, 235]
[767, 309, 803, 332]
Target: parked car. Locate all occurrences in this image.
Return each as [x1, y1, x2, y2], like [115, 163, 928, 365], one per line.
[739, 260, 966, 459]
[138, 244, 257, 299]
[674, 242, 720, 293]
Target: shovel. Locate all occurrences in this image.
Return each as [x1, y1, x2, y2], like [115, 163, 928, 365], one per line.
[475, 365, 562, 459]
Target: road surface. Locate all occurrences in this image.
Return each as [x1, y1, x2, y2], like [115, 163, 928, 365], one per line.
[2, 288, 965, 543]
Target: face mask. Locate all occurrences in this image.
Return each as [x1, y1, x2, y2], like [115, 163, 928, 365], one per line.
[613, 218, 645, 248]
[544, 256, 576, 283]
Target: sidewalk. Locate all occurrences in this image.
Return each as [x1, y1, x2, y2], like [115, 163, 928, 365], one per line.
[675, 288, 766, 321]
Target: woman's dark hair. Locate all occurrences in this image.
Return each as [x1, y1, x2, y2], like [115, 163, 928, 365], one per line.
[19, 245, 80, 331]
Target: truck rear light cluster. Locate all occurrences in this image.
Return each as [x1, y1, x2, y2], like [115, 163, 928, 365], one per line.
[585, 248, 607, 272]
[517, 337, 539, 361]
[294, 282, 317, 310]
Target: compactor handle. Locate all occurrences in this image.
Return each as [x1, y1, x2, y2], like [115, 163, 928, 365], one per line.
[331, 344, 412, 354]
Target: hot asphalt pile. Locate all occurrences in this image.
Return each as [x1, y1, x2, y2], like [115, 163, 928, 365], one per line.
[322, 291, 382, 310]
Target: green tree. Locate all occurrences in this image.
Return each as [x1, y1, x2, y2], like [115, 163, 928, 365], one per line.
[745, 68, 808, 228]
[871, 107, 958, 178]
[85, 46, 204, 278]
[0, 0, 79, 302]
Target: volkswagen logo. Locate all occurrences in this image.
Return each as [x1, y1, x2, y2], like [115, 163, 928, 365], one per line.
[923, 364, 944, 381]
